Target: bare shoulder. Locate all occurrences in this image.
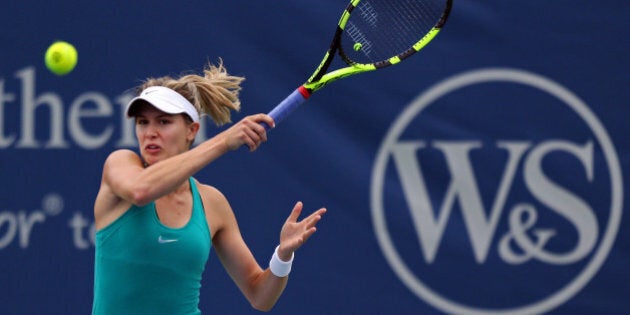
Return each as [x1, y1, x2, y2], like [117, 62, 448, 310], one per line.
[195, 182, 228, 206]
[103, 149, 141, 167]
[195, 181, 237, 237]
[94, 149, 141, 230]
[101, 149, 143, 184]
[195, 182, 234, 216]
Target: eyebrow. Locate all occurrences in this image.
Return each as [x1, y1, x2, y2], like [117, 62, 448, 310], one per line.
[136, 113, 176, 119]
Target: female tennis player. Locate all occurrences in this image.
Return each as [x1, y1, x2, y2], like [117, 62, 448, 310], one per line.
[92, 61, 326, 314]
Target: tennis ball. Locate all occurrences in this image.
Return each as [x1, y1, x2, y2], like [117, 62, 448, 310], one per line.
[45, 41, 78, 75]
[353, 42, 362, 52]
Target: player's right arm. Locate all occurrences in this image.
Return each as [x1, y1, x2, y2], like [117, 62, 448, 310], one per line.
[93, 149, 146, 230]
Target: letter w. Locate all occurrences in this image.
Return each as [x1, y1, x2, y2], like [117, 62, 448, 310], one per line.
[391, 141, 530, 263]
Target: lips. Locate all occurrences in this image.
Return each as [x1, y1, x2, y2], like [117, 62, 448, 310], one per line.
[144, 143, 161, 154]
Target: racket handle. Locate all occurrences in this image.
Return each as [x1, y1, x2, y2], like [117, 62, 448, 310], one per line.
[263, 86, 311, 130]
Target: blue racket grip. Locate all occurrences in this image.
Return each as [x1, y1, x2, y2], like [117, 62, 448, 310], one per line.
[262, 87, 310, 130]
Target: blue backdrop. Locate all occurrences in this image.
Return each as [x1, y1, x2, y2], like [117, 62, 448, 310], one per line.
[1, 1, 628, 314]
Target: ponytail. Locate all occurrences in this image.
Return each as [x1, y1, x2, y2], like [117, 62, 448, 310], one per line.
[137, 59, 244, 126]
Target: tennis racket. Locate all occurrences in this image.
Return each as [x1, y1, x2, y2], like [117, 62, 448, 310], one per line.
[264, 0, 453, 129]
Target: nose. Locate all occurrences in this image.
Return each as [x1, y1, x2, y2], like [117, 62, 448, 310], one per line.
[145, 123, 158, 139]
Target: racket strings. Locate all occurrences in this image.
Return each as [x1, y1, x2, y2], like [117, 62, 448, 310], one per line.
[341, 0, 446, 65]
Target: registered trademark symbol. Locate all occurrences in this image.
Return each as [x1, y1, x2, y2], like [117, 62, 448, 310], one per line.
[42, 193, 64, 216]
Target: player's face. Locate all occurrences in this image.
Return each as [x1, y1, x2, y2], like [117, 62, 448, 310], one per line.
[134, 105, 197, 166]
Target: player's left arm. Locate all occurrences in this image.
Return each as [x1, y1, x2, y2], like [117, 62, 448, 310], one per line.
[200, 185, 325, 311]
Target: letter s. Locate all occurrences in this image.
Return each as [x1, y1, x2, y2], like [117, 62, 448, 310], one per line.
[524, 140, 598, 264]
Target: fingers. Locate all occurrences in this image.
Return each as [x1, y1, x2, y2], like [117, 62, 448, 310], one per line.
[244, 114, 274, 151]
[286, 202, 326, 226]
[286, 201, 304, 223]
[256, 113, 275, 130]
[303, 207, 326, 230]
[292, 203, 326, 225]
[287, 202, 326, 238]
[280, 202, 326, 252]
[226, 114, 274, 151]
[298, 212, 324, 244]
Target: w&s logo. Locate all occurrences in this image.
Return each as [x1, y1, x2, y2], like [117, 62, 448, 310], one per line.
[370, 68, 623, 315]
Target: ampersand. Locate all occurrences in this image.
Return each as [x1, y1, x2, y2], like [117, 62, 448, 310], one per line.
[498, 203, 556, 264]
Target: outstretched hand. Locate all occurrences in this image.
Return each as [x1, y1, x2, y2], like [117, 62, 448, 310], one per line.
[277, 202, 327, 261]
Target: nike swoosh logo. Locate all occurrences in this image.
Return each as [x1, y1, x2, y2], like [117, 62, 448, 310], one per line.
[158, 235, 178, 244]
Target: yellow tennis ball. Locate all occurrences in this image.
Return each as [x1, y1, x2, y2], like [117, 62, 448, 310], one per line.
[45, 41, 78, 75]
[353, 42, 362, 51]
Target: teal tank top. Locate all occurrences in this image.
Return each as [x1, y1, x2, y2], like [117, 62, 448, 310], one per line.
[93, 178, 212, 315]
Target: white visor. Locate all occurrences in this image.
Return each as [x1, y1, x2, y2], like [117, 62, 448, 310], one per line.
[126, 86, 200, 123]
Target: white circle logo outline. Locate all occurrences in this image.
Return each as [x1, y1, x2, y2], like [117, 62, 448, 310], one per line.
[370, 68, 623, 315]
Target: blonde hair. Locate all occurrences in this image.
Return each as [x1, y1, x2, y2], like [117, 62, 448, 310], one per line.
[137, 59, 244, 126]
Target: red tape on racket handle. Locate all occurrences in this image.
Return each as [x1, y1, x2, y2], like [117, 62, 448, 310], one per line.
[263, 86, 311, 130]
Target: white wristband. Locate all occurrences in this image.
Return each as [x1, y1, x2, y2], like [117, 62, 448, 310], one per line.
[269, 245, 294, 277]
